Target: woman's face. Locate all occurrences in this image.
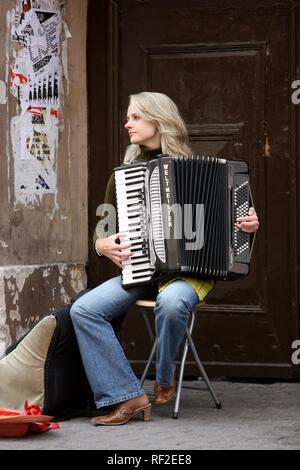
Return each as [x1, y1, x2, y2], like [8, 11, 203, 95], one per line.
[124, 105, 161, 149]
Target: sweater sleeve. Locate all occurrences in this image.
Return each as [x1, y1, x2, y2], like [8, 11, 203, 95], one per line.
[93, 172, 117, 256]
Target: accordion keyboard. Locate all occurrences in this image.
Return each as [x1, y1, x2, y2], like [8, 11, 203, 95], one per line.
[115, 165, 155, 284]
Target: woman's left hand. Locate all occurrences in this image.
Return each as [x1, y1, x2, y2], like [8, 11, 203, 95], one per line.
[236, 207, 259, 233]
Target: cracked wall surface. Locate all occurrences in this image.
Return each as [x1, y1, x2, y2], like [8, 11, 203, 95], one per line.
[0, 263, 86, 356]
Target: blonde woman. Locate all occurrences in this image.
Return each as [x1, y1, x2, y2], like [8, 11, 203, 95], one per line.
[70, 92, 259, 426]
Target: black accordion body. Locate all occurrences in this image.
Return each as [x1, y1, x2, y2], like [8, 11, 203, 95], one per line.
[114, 155, 254, 288]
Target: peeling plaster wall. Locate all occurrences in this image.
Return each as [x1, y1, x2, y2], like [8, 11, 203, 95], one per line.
[0, 0, 88, 354]
[0, 263, 86, 356]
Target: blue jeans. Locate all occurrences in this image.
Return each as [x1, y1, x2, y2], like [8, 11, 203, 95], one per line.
[70, 275, 199, 408]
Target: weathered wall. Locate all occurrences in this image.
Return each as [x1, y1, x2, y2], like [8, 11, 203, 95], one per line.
[0, 0, 88, 356]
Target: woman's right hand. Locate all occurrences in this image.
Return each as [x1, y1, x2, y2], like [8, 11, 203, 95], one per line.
[95, 233, 132, 269]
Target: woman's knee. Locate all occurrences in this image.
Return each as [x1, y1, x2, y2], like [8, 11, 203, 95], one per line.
[154, 294, 192, 323]
[69, 299, 84, 323]
[69, 295, 98, 322]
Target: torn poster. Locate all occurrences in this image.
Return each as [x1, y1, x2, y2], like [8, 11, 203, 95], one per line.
[9, 48, 28, 100]
[11, 109, 58, 204]
[25, 9, 61, 66]
[11, 5, 61, 112]
[8, 0, 67, 206]
[32, 1, 61, 10]
[11, 1, 31, 44]
[26, 56, 60, 110]
[11, 1, 61, 44]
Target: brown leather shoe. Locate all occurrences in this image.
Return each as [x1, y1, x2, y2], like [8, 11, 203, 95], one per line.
[154, 380, 177, 405]
[91, 394, 151, 426]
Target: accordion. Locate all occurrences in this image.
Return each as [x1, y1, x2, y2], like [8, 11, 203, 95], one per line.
[114, 155, 254, 288]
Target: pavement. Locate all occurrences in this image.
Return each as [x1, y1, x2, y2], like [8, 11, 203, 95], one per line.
[0, 380, 299, 451]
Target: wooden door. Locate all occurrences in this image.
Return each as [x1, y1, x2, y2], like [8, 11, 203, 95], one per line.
[87, 0, 300, 379]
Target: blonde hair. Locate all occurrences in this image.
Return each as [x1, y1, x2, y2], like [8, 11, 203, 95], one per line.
[123, 92, 192, 164]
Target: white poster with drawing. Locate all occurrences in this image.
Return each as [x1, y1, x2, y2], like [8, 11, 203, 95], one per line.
[12, 5, 61, 112]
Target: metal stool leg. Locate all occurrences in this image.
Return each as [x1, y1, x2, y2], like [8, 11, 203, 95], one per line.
[140, 308, 155, 343]
[173, 311, 196, 419]
[185, 327, 222, 409]
[140, 307, 156, 386]
[140, 338, 157, 386]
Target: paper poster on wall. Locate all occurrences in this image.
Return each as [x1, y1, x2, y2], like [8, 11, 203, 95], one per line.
[12, 0, 61, 44]
[9, 49, 28, 100]
[11, 109, 58, 204]
[8, 0, 66, 206]
[32, 0, 61, 10]
[11, 5, 61, 112]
